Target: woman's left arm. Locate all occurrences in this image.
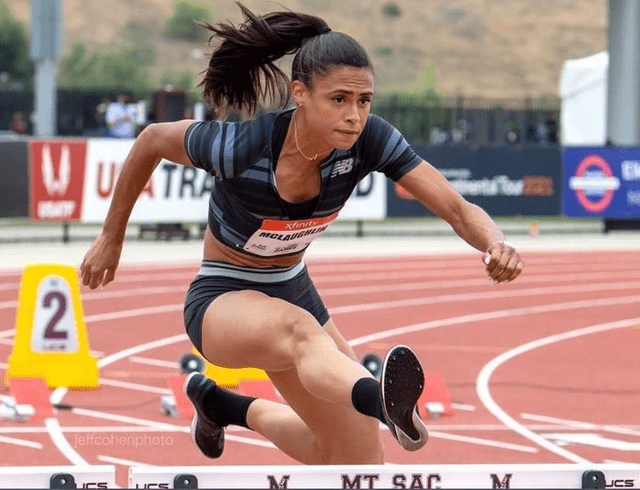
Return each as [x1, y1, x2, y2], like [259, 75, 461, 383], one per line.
[396, 160, 524, 283]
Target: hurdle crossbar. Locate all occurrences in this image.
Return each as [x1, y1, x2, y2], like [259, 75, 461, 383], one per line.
[129, 463, 640, 489]
[0, 465, 116, 489]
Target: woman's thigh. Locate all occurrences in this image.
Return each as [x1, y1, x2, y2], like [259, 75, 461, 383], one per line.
[200, 289, 331, 372]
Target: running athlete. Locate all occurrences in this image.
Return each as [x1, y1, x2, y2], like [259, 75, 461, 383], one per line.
[80, 4, 523, 464]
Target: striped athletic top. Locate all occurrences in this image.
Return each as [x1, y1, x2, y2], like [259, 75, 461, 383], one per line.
[184, 108, 422, 257]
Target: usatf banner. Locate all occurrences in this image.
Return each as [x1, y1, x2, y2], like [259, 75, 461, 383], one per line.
[563, 147, 640, 217]
[28, 138, 385, 223]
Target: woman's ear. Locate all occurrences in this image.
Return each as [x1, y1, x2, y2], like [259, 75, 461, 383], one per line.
[291, 80, 307, 107]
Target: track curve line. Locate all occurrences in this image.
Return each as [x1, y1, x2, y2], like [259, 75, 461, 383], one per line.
[476, 316, 640, 464]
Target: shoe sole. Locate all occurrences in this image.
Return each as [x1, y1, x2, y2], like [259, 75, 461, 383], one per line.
[380, 345, 429, 451]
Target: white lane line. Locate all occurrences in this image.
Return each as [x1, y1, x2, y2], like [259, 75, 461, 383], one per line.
[319, 269, 640, 296]
[97, 333, 188, 368]
[0, 426, 184, 434]
[329, 281, 640, 315]
[0, 434, 43, 449]
[451, 402, 476, 412]
[427, 430, 537, 453]
[313, 261, 640, 284]
[347, 294, 640, 346]
[98, 455, 156, 467]
[476, 316, 640, 464]
[98, 378, 171, 395]
[45, 418, 88, 465]
[129, 356, 179, 370]
[85, 306, 185, 324]
[72, 408, 187, 432]
[47, 292, 640, 459]
[521, 413, 640, 438]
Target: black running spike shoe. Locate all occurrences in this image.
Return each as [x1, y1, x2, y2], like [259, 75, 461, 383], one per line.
[380, 345, 429, 451]
[183, 372, 225, 458]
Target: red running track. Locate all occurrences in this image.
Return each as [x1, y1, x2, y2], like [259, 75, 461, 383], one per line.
[1, 250, 639, 487]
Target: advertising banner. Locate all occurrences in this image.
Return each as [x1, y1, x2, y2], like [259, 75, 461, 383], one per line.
[29, 139, 87, 221]
[29, 138, 387, 224]
[563, 147, 640, 217]
[388, 146, 562, 217]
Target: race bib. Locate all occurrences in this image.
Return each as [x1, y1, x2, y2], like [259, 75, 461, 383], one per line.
[243, 213, 338, 256]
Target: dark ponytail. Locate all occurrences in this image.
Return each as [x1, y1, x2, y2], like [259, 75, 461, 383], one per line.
[198, 2, 372, 118]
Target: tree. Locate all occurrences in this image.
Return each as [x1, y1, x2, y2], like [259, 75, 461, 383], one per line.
[0, 1, 34, 87]
[165, 1, 213, 41]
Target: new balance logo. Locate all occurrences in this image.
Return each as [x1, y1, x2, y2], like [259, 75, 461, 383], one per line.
[331, 158, 354, 177]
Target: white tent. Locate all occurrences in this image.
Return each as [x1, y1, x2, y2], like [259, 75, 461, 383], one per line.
[558, 51, 608, 146]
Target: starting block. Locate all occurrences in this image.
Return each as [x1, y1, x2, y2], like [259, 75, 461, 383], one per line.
[8, 376, 53, 421]
[129, 463, 640, 489]
[0, 465, 115, 489]
[419, 372, 454, 419]
[191, 349, 269, 388]
[5, 264, 99, 389]
[238, 379, 281, 402]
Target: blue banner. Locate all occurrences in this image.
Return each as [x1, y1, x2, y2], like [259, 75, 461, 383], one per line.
[563, 147, 640, 217]
[388, 146, 562, 217]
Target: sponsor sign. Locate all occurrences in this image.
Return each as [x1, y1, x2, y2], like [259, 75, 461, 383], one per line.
[29, 140, 87, 221]
[563, 147, 640, 217]
[28, 138, 387, 224]
[337, 172, 386, 220]
[388, 146, 562, 217]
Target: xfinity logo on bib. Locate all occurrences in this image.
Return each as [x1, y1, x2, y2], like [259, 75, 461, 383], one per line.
[331, 158, 354, 177]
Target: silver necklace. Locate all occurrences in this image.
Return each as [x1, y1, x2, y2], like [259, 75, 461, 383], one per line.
[293, 111, 332, 161]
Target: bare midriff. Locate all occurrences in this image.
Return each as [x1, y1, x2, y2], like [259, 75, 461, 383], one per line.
[203, 226, 306, 268]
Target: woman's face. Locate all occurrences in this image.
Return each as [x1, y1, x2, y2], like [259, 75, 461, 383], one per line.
[293, 66, 374, 150]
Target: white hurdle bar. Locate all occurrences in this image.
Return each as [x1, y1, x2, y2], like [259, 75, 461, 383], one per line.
[0, 465, 116, 489]
[129, 463, 640, 489]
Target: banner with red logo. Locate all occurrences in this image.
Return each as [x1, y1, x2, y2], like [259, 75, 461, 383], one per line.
[29, 140, 87, 221]
[28, 138, 386, 223]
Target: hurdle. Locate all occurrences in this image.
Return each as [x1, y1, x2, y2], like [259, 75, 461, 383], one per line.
[129, 463, 640, 489]
[0, 465, 116, 489]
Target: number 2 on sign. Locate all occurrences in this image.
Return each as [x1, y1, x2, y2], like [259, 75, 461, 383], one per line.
[31, 276, 78, 353]
[43, 291, 68, 340]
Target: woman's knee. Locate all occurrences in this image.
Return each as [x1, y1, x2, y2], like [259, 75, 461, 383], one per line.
[278, 308, 332, 358]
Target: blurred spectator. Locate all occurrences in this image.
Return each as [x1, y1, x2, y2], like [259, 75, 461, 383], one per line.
[429, 124, 448, 145]
[106, 93, 137, 138]
[545, 118, 558, 144]
[95, 97, 111, 136]
[10, 111, 27, 134]
[504, 121, 521, 144]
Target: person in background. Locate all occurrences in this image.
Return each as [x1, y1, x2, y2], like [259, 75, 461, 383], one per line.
[105, 93, 136, 138]
[10, 112, 27, 134]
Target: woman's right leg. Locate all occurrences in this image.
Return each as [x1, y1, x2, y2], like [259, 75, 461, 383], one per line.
[200, 290, 374, 411]
[197, 289, 387, 463]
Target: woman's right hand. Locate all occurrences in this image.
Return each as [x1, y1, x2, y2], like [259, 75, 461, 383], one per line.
[80, 232, 123, 289]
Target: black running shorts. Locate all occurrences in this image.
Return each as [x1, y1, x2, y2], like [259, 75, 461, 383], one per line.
[183, 260, 330, 354]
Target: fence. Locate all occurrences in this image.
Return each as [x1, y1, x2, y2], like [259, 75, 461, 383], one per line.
[1, 89, 560, 146]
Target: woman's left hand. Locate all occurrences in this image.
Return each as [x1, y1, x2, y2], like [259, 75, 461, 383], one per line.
[482, 241, 523, 284]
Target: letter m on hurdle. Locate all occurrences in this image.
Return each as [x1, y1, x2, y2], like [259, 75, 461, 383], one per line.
[267, 474, 290, 489]
[491, 473, 513, 489]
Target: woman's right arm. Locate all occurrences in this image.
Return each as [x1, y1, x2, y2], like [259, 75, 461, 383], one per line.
[81, 120, 196, 289]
